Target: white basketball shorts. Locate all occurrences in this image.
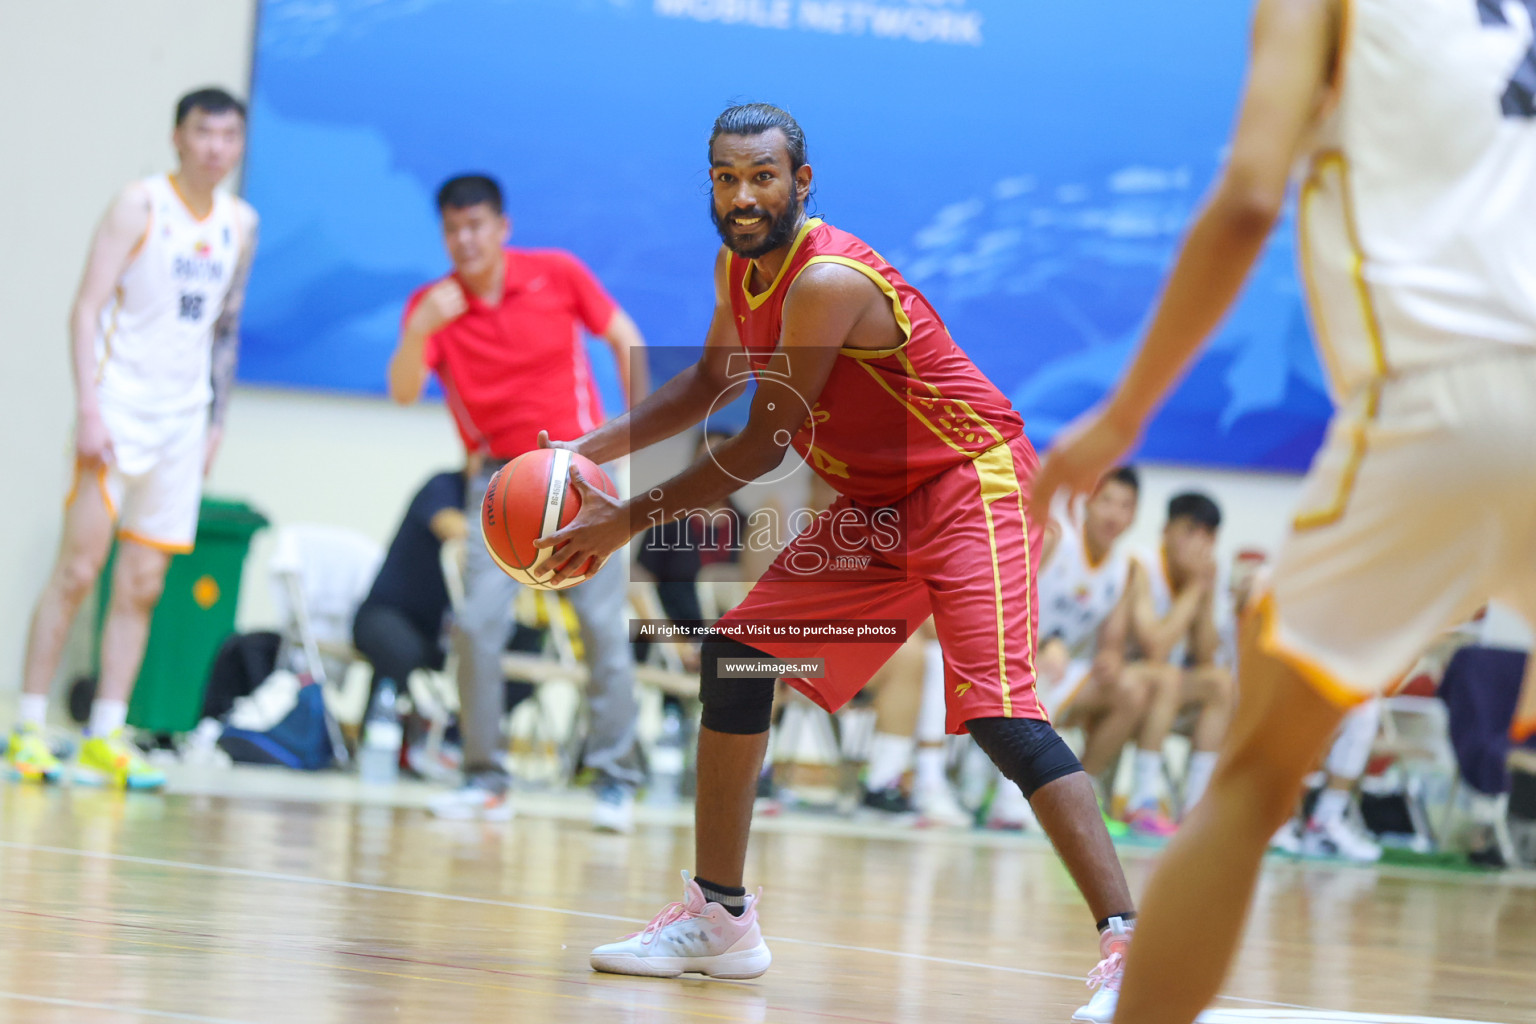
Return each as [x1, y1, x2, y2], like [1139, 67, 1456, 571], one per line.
[66, 402, 206, 553]
[1258, 350, 1536, 705]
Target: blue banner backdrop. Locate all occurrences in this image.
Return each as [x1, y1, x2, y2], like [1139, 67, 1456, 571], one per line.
[242, 0, 1329, 471]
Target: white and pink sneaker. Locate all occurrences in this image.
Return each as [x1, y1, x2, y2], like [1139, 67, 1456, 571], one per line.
[590, 872, 773, 979]
[1072, 917, 1130, 1022]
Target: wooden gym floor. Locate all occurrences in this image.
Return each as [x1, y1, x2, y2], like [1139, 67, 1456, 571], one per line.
[0, 769, 1532, 1023]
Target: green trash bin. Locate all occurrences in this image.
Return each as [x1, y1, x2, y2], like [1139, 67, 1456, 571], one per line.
[93, 497, 268, 734]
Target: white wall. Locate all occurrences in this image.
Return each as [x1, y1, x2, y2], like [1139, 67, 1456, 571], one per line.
[0, 0, 1315, 697]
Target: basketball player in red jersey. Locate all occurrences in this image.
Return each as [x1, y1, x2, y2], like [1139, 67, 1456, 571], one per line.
[537, 104, 1135, 1021]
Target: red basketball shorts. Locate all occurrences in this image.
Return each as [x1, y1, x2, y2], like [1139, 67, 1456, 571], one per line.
[717, 436, 1045, 734]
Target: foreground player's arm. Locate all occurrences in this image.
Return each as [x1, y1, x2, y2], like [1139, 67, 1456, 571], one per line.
[1030, 0, 1339, 517]
[1127, 561, 1208, 665]
[601, 309, 650, 408]
[206, 203, 260, 474]
[538, 262, 868, 579]
[388, 279, 467, 404]
[546, 249, 741, 463]
[69, 184, 153, 466]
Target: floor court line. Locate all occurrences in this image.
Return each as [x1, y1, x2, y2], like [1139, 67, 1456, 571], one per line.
[0, 838, 1325, 1013]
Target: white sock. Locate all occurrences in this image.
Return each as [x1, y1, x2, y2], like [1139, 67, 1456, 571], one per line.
[1325, 700, 1381, 779]
[18, 694, 48, 730]
[1309, 787, 1351, 830]
[865, 732, 914, 791]
[917, 641, 948, 743]
[1183, 751, 1218, 811]
[914, 744, 946, 791]
[1130, 749, 1164, 810]
[89, 699, 128, 738]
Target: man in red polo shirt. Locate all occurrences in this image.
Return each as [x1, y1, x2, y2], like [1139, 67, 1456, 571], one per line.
[389, 174, 649, 830]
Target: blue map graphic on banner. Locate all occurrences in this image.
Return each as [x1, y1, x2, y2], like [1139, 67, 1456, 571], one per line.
[241, 0, 1329, 472]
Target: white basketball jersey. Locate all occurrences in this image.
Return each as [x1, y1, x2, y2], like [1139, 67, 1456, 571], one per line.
[1298, 0, 1536, 400]
[95, 175, 245, 415]
[1038, 509, 1132, 660]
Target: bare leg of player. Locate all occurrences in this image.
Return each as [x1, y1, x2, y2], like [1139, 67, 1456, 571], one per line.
[1113, 616, 1344, 1024]
[1078, 672, 1154, 778]
[693, 726, 771, 887]
[1029, 773, 1136, 919]
[20, 478, 115, 702]
[861, 640, 924, 810]
[66, 539, 175, 789]
[1179, 665, 1235, 812]
[97, 541, 172, 704]
[1121, 662, 1184, 833]
[589, 721, 776, 980]
[1184, 666, 1235, 755]
[1128, 661, 1184, 755]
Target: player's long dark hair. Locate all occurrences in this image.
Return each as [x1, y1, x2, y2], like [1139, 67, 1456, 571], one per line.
[709, 103, 809, 174]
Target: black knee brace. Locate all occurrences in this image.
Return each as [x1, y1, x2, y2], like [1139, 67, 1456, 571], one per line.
[699, 637, 776, 735]
[968, 717, 1083, 798]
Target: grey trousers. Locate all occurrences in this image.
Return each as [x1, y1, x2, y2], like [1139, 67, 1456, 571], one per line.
[454, 464, 642, 789]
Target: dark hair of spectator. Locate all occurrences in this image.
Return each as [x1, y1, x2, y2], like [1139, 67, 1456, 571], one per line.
[710, 103, 809, 174]
[175, 87, 246, 126]
[1101, 465, 1140, 496]
[437, 174, 504, 215]
[1167, 491, 1222, 532]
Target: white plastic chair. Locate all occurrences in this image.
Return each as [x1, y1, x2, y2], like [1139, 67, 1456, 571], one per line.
[267, 524, 384, 763]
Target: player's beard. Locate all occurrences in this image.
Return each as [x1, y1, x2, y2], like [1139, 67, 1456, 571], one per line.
[711, 191, 803, 259]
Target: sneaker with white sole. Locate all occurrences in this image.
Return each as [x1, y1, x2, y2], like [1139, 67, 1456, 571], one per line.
[1270, 819, 1304, 855]
[1072, 916, 1130, 1023]
[592, 782, 635, 834]
[590, 871, 772, 979]
[1301, 817, 1382, 862]
[428, 772, 514, 822]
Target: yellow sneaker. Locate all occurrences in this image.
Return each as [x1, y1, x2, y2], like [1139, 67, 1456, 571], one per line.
[6, 725, 62, 783]
[75, 731, 165, 791]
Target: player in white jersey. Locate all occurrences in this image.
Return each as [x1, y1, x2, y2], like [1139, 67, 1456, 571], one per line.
[1109, 493, 1235, 838]
[1035, 468, 1147, 807]
[1034, 0, 1536, 1018]
[7, 88, 259, 790]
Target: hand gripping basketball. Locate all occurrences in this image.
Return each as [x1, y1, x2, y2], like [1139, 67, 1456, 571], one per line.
[481, 447, 618, 590]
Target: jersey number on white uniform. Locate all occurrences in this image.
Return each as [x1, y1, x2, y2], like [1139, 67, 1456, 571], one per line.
[1479, 0, 1536, 116]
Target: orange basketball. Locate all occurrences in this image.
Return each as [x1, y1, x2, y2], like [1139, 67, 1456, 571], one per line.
[481, 447, 617, 591]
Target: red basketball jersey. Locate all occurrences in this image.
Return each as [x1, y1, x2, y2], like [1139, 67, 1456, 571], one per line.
[727, 218, 1024, 505]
